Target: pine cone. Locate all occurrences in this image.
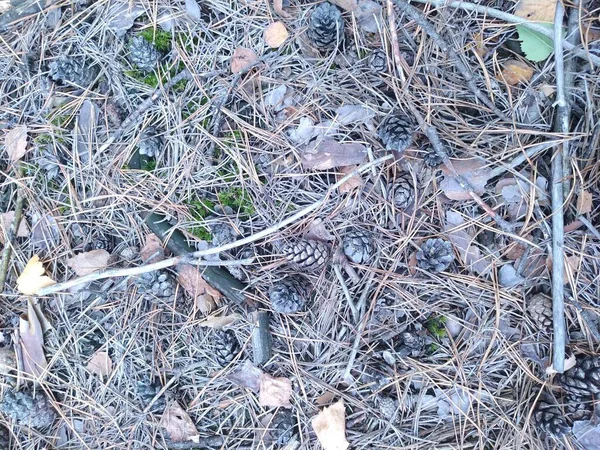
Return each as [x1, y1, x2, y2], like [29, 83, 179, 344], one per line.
[528, 293, 552, 334]
[422, 147, 444, 167]
[213, 329, 240, 367]
[307, 2, 344, 51]
[377, 395, 397, 421]
[564, 394, 593, 422]
[137, 127, 163, 157]
[416, 238, 454, 272]
[378, 114, 414, 154]
[282, 239, 329, 272]
[389, 177, 414, 210]
[135, 379, 166, 413]
[533, 399, 571, 438]
[269, 275, 310, 314]
[342, 230, 376, 264]
[270, 409, 295, 445]
[558, 355, 600, 397]
[368, 49, 387, 73]
[0, 389, 56, 429]
[133, 270, 177, 302]
[49, 56, 97, 86]
[129, 36, 161, 72]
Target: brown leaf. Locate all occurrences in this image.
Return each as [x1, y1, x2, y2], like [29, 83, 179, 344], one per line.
[4, 125, 28, 162]
[16, 255, 56, 295]
[259, 373, 292, 407]
[331, 0, 358, 10]
[198, 313, 241, 329]
[231, 47, 258, 74]
[577, 190, 593, 215]
[160, 401, 199, 442]
[514, 0, 556, 23]
[316, 391, 336, 406]
[311, 399, 349, 450]
[0, 211, 30, 244]
[501, 59, 534, 85]
[440, 158, 491, 200]
[20, 298, 47, 379]
[336, 165, 363, 193]
[177, 264, 221, 310]
[471, 32, 488, 58]
[273, 0, 292, 18]
[407, 251, 418, 276]
[301, 139, 367, 170]
[87, 350, 112, 378]
[227, 360, 264, 391]
[66, 250, 110, 276]
[140, 234, 165, 263]
[264, 22, 289, 48]
[305, 219, 335, 242]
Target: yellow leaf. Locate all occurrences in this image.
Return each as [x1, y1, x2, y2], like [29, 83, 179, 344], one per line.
[16, 255, 56, 295]
[264, 22, 289, 49]
[501, 59, 534, 85]
[514, 0, 556, 23]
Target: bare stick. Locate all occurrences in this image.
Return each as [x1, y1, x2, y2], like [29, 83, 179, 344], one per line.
[551, 0, 567, 373]
[0, 164, 25, 294]
[393, 0, 509, 121]
[409, 0, 600, 66]
[387, 0, 407, 85]
[252, 311, 272, 366]
[333, 264, 359, 322]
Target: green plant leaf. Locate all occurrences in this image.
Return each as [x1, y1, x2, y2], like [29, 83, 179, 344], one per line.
[516, 24, 553, 62]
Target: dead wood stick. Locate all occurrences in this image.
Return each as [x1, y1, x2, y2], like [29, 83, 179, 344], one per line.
[252, 311, 272, 366]
[386, 0, 407, 85]
[0, 164, 25, 294]
[550, 0, 568, 373]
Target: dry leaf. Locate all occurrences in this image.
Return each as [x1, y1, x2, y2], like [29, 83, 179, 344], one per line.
[160, 401, 199, 442]
[577, 190, 593, 215]
[515, 0, 556, 23]
[443, 211, 491, 275]
[20, 298, 47, 379]
[354, 0, 382, 33]
[335, 105, 376, 126]
[311, 399, 349, 450]
[199, 313, 241, 329]
[501, 59, 534, 85]
[440, 158, 491, 200]
[546, 353, 576, 375]
[471, 32, 488, 58]
[66, 250, 110, 276]
[331, 0, 358, 10]
[539, 84, 556, 97]
[185, 0, 202, 20]
[140, 234, 165, 263]
[259, 373, 292, 407]
[305, 219, 335, 242]
[177, 264, 221, 312]
[336, 165, 363, 193]
[0, 1, 12, 14]
[301, 139, 367, 170]
[87, 350, 112, 378]
[264, 22, 289, 48]
[407, 251, 418, 276]
[16, 255, 56, 295]
[106, 1, 145, 36]
[231, 47, 258, 74]
[4, 125, 28, 162]
[273, 0, 292, 18]
[227, 360, 264, 391]
[0, 211, 30, 244]
[316, 391, 335, 406]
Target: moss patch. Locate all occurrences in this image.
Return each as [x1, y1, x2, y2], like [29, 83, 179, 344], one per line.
[139, 29, 172, 52]
[425, 315, 447, 339]
[217, 187, 255, 216]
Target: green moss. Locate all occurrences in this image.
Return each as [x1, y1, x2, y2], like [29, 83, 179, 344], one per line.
[139, 29, 172, 52]
[187, 198, 215, 242]
[425, 316, 447, 339]
[125, 69, 160, 87]
[217, 187, 255, 216]
[141, 159, 156, 171]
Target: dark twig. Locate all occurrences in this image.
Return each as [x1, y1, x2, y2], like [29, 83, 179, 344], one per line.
[393, 0, 509, 121]
[551, 0, 568, 373]
[252, 311, 273, 366]
[0, 163, 25, 294]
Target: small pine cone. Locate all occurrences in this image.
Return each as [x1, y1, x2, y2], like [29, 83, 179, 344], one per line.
[558, 355, 600, 397]
[378, 114, 415, 154]
[0, 389, 56, 429]
[564, 394, 593, 422]
[342, 230, 376, 264]
[135, 379, 166, 413]
[377, 395, 397, 421]
[368, 49, 387, 73]
[133, 270, 177, 302]
[269, 275, 310, 314]
[528, 293, 552, 333]
[213, 329, 241, 367]
[533, 399, 571, 438]
[270, 409, 295, 445]
[307, 2, 344, 51]
[49, 56, 96, 86]
[416, 238, 454, 272]
[282, 239, 329, 272]
[422, 147, 445, 167]
[389, 177, 414, 210]
[137, 127, 163, 157]
[129, 36, 161, 72]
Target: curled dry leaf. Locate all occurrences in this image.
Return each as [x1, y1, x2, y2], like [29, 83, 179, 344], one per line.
[546, 353, 576, 375]
[354, 0, 383, 33]
[199, 313, 241, 329]
[106, 1, 145, 36]
[231, 47, 258, 74]
[440, 158, 491, 200]
[140, 234, 165, 263]
[177, 264, 221, 313]
[66, 250, 110, 276]
[259, 373, 292, 408]
[335, 105, 375, 126]
[331, 0, 358, 11]
[311, 399, 349, 450]
[0, 211, 30, 244]
[20, 298, 47, 379]
[336, 165, 363, 193]
[160, 401, 199, 442]
[301, 139, 367, 170]
[16, 255, 56, 295]
[264, 22, 289, 48]
[577, 190, 593, 215]
[30, 214, 60, 251]
[305, 218, 335, 242]
[4, 125, 28, 162]
[185, 0, 202, 20]
[227, 360, 264, 391]
[87, 350, 113, 378]
[514, 0, 556, 22]
[501, 59, 534, 85]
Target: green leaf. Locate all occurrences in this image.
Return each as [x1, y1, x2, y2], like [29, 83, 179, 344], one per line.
[516, 24, 554, 62]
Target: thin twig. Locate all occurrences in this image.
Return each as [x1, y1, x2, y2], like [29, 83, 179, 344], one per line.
[551, 0, 568, 373]
[0, 163, 25, 294]
[386, 0, 407, 85]
[333, 264, 359, 322]
[409, 0, 600, 66]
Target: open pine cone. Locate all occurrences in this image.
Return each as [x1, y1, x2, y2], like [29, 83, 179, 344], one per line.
[416, 238, 454, 272]
[558, 355, 600, 397]
[129, 36, 161, 72]
[282, 239, 329, 272]
[342, 229, 376, 264]
[49, 56, 97, 86]
[307, 2, 344, 51]
[533, 398, 571, 438]
[528, 293, 552, 334]
[378, 114, 414, 154]
[0, 389, 56, 429]
[213, 329, 241, 367]
[269, 275, 310, 314]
